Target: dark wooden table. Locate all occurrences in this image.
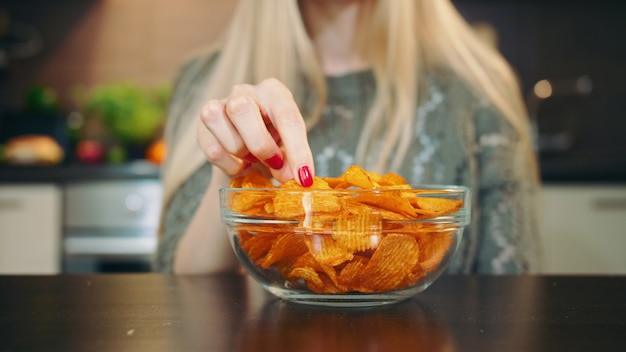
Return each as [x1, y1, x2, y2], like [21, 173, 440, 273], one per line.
[1, 274, 624, 352]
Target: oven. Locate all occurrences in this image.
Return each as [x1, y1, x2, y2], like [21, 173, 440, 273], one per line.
[63, 179, 162, 273]
[456, 0, 626, 182]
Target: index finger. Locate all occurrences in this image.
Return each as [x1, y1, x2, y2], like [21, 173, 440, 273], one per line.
[254, 78, 314, 187]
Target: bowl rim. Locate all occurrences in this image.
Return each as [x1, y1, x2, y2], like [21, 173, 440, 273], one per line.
[220, 184, 471, 226]
[219, 184, 471, 194]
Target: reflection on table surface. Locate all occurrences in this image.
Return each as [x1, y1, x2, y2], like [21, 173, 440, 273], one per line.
[0, 274, 625, 352]
[235, 299, 454, 352]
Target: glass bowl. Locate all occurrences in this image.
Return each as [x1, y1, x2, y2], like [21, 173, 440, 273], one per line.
[220, 185, 471, 307]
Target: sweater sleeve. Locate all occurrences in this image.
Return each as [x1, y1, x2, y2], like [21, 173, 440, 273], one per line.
[153, 51, 219, 273]
[471, 104, 543, 274]
[154, 163, 211, 273]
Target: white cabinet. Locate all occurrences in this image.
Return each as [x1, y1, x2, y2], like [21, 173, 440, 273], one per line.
[0, 184, 62, 274]
[540, 184, 626, 274]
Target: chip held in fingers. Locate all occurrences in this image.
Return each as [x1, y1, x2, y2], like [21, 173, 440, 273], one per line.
[220, 165, 471, 306]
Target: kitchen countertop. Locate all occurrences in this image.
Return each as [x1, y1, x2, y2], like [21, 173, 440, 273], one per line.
[0, 274, 625, 351]
[0, 161, 161, 183]
[0, 157, 626, 184]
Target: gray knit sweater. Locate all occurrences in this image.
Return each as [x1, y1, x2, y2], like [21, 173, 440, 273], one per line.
[155, 53, 542, 274]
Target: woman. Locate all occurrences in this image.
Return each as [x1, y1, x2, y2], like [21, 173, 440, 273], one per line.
[155, 0, 542, 274]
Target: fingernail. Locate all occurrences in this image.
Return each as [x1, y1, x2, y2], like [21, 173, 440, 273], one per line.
[265, 153, 284, 169]
[298, 165, 313, 187]
[203, 100, 221, 116]
[244, 153, 259, 163]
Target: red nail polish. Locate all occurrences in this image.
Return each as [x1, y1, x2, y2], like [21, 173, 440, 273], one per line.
[298, 165, 313, 187]
[265, 153, 284, 169]
[244, 153, 259, 163]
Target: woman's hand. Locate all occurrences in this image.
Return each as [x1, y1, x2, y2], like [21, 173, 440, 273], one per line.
[197, 78, 314, 186]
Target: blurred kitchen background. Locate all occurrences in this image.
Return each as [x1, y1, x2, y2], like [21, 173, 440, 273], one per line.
[0, 0, 625, 275]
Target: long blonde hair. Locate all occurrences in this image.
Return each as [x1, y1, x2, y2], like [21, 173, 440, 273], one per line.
[162, 0, 536, 207]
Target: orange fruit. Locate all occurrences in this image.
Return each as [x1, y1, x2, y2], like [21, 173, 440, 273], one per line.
[146, 138, 166, 165]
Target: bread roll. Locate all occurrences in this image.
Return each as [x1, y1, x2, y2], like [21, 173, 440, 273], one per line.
[4, 135, 64, 165]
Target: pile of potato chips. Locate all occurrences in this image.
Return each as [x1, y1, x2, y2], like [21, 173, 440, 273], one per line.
[225, 165, 464, 294]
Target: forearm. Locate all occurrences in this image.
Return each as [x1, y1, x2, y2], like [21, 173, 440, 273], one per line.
[173, 167, 240, 274]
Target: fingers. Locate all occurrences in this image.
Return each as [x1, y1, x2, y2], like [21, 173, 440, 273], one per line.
[197, 119, 249, 176]
[198, 79, 314, 186]
[253, 79, 314, 186]
[224, 85, 285, 170]
[201, 99, 245, 157]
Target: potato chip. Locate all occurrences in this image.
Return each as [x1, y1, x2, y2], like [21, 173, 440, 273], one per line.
[324, 176, 351, 189]
[365, 170, 383, 183]
[304, 234, 353, 266]
[242, 172, 275, 189]
[238, 230, 254, 246]
[230, 168, 274, 188]
[272, 177, 341, 218]
[378, 184, 412, 190]
[404, 266, 427, 287]
[337, 255, 369, 289]
[229, 176, 244, 188]
[344, 199, 412, 221]
[414, 197, 463, 215]
[231, 194, 274, 214]
[308, 272, 347, 294]
[397, 223, 458, 237]
[229, 170, 276, 213]
[353, 193, 417, 218]
[332, 209, 382, 253]
[290, 252, 344, 293]
[288, 266, 324, 290]
[357, 233, 420, 293]
[344, 165, 378, 189]
[379, 172, 408, 187]
[260, 233, 308, 269]
[416, 232, 454, 273]
[292, 252, 321, 270]
[279, 176, 331, 190]
[239, 232, 278, 263]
